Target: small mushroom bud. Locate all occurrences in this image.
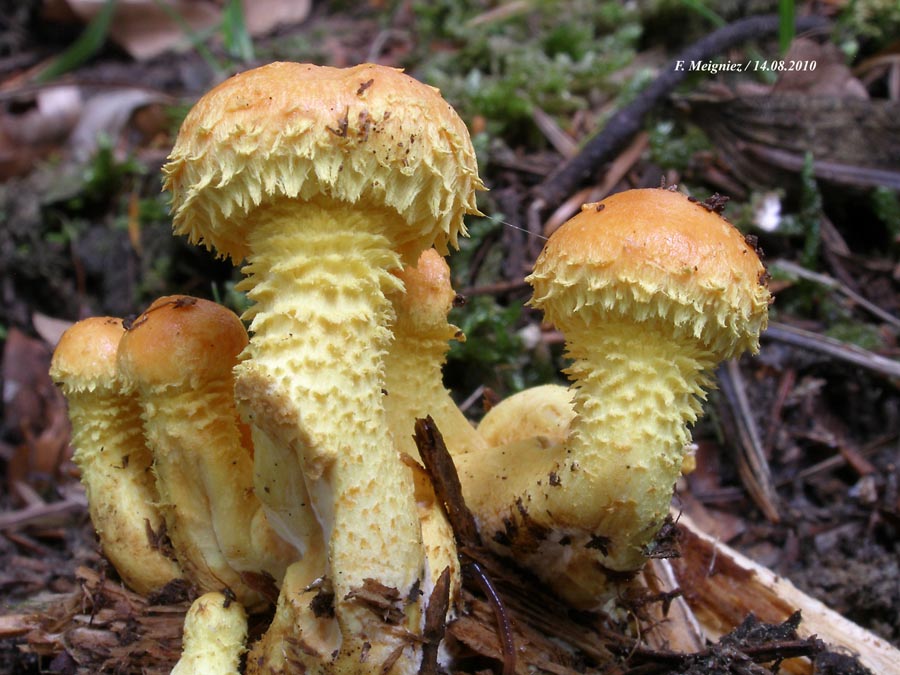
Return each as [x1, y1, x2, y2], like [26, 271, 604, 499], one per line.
[117, 296, 297, 608]
[458, 188, 770, 605]
[171, 592, 248, 675]
[49, 316, 181, 595]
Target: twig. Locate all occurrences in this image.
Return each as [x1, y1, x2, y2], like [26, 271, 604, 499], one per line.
[414, 417, 518, 675]
[770, 258, 900, 329]
[762, 321, 900, 380]
[745, 143, 900, 190]
[533, 14, 831, 210]
[0, 490, 87, 530]
[716, 361, 781, 522]
[414, 416, 481, 549]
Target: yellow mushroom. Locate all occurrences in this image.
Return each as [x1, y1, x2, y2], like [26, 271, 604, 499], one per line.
[49, 316, 181, 595]
[477, 384, 574, 449]
[457, 188, 770, 606]
[171, 592, 248, 675]
[163, 62, 483, 674]
[384, 248, 488, 460]
[117, 295, 297, 608]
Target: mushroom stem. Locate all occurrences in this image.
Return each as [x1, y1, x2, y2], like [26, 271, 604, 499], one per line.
[383, 249, 487, 461]
[117, 297, 296, 609]
[556, 320, 714, 565]
[136, 373, 266, 602]
[49, 317, 181, 595]
[233, 200, 426, 663]
[460, 189, 770, 607]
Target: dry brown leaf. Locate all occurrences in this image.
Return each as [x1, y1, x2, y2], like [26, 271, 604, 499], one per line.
[1, 328, 71, 494]
[31, 312, 73, 347]
[0, 86, 82, 179]
[67, 88, 170, 162]
[62, 0, 311, 61]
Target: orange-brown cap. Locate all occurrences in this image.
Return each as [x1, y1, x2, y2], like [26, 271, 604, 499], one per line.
[117, 296, 247, 390]
[50, 316, 126, 392]
[390, 248, 461, 341]
[163, 62, 484, 264]
[527, 188, 771, 359]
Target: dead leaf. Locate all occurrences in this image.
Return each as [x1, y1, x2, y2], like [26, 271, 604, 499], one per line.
[2, 328, 72, 495]
[32, 312, 73, 348]
[0, 86, 83, 179]
[772, 38, 869, 99]
[62, 0, 311, 61]
[67, 88, 170, 162]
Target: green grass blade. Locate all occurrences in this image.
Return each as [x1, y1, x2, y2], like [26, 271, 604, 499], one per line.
[779, 0, 796, 53]
[34, 0, 117, 83]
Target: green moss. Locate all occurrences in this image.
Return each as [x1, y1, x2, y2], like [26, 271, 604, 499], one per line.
[648, 119, 713, 172]
[412, 0, 641, 141]
[825, 321, 885, 352]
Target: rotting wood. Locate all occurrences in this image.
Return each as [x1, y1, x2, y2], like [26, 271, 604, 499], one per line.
[669, 512, 900, 675]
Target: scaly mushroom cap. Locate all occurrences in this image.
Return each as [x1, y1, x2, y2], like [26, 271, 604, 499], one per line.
[50, 316, 125, 392]
[528, 188, 771, 359]
[163, 61, 483, 265]
[116, 296, 248, 390]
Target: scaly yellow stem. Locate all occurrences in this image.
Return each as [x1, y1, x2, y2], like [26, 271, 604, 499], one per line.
[141, 383, 265, 607]
[460, 319, 714, 606]
[383, 333, 486, 459]
[234, 201, 426, 671]
[66, 390, 181, 594]
[550, 320, 714, 564]
[383, 249, 486, 461]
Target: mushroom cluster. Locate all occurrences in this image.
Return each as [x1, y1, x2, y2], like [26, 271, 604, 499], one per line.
[50, 62, 770, 675]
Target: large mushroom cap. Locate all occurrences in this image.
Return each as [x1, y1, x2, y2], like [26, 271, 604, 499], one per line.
[163, 62, 484, 264]
[527, 188, 771, 359]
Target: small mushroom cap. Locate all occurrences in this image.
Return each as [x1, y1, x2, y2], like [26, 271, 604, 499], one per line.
[50, 317, 126, 392]
[478, 384, 574, 449]
[163, 62, 484, 264]
[117, 296, 247, 390]
[391, 249, 461, 341]
[171, 592, 248, 675]
[527, 188, 771, 359]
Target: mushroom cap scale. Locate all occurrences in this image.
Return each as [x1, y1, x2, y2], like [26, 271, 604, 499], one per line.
[528, 188, 770, 359]
[163, 62, 484, 265]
